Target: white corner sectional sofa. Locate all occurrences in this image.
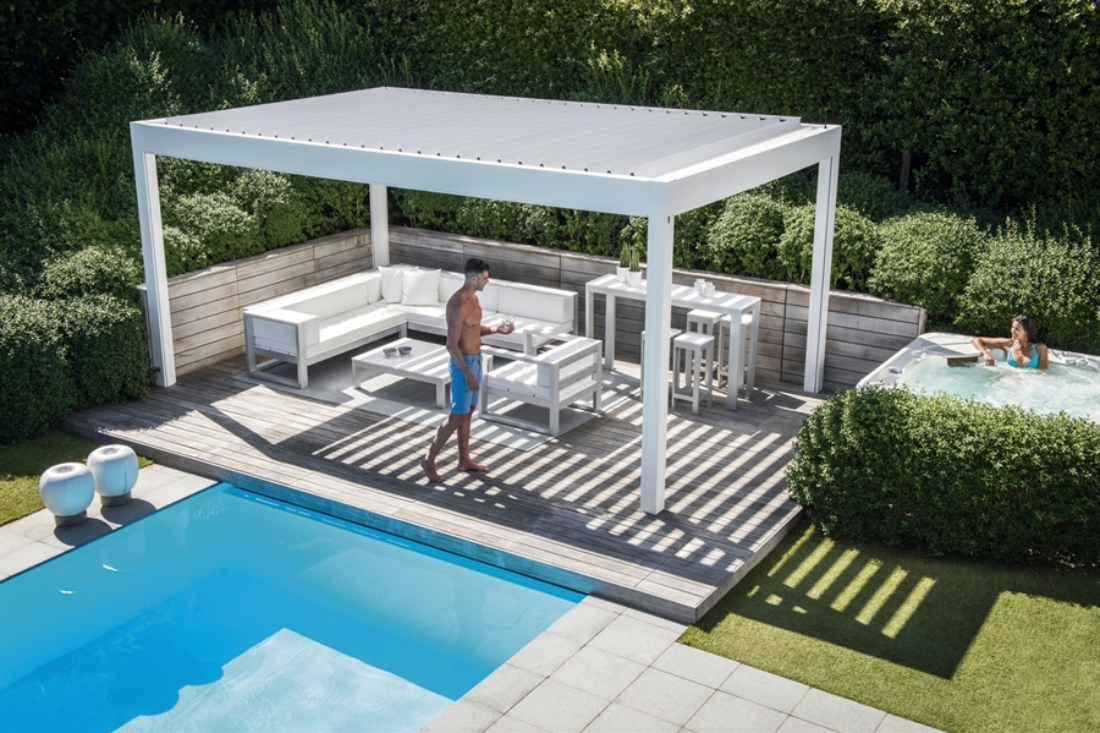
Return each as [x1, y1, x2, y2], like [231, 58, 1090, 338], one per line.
[243, 265, 578, 388]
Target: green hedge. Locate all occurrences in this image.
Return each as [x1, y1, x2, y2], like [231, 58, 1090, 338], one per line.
[869, 210, 985, 326]
[0, 293, 151, 444]
[61, 294, 153, 407]
[0, 296, 76, 444]
[786, 387, 1100, 567]
[955, 219, 1100, 354]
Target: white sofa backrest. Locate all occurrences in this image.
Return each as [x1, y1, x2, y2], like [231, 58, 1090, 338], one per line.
[247, 271, 379, 315]
[294, 281, 373, 319]
[498, 286, 572, 324]
[480, 282, 501, 312]
[438, 271, 466, 303]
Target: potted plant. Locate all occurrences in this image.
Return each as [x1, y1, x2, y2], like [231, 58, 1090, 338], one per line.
[627, 243, 642, 286]
[617, 242, 631, 283]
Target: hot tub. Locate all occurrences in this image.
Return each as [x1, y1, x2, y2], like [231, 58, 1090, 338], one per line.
[858, 332, 1100, 423]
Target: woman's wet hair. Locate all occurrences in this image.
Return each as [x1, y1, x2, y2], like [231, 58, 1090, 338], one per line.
[1014, 314, 1039, 343]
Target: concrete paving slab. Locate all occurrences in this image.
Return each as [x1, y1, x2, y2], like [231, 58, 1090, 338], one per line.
[550, 645, 646, 700]
[721, 663, 811, 714]
[508, 631, 585, 678]
[792, 688, 886, 733]
[685, 689, 787, 733]
[615, 667, 715, 727]
[508, 679, 608, 733]
[544, 599, 618, 646]
[582, 702, 680, 733]
[464, 664, 544, 714]
[420, 699, 498, 733]
[777, 715, 836, 733]
[586, 614, 682, 666]
[651, 642, 739, 688]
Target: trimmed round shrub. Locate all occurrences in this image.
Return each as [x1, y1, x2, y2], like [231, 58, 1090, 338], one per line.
[671, 200, 722, 270]
[786, 386, 1100, 567]
[955, 220, 1100, 354]
[869, 211, 985, 325]
[165, 191, 261, 272]
[61, 294, 152, 407]
[0, 295, 76, 444]
[35, 246, 142, 303]
[704, 193, 788, 280]
[779, 204, 881, 290]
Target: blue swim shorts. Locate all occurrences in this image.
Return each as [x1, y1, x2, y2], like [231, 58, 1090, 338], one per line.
[449, 354, 482, 415]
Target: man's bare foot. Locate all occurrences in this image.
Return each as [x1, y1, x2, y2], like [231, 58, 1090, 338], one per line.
[420, 457, 444, 483]
[457, 461, 489, 473]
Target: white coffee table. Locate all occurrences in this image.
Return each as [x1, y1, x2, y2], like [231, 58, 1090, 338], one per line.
[352, 338, 452, 408]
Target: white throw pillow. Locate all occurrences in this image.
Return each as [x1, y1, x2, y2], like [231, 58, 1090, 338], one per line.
[379, 266, 404, 303]
[402, 269, 442, 306]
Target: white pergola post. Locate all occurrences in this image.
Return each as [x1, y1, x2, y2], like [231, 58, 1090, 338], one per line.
[804, 155, 840, 393]
[640, 202, 675, 514]
[131, 128, 175, 387]
[369, 184, 389, 266]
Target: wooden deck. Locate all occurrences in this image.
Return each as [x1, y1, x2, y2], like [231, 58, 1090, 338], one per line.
[65, 356, 823, 623]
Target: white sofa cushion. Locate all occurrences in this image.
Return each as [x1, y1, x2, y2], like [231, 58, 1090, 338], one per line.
[402, 268, 441, 306]
[497, 286, 571, 324]
[379, 266, 404, 303]
[479, 281, 500, 312]
[438, 271, 466, 302]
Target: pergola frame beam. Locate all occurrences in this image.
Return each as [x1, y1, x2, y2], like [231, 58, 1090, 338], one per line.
[130, 87, 841, 514]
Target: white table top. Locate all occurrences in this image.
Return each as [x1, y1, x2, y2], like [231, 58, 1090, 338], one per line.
[585, 273, 760, 314]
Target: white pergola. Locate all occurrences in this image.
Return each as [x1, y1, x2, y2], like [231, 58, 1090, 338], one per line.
[130, 86, 840, 515]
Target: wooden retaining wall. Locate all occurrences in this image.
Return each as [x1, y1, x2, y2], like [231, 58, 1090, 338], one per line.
[144, 229, 372, 376]
[389, 227, 926, 391]
[149, 226, 924, 390]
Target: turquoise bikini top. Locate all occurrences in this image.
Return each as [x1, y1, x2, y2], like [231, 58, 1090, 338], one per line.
[1007, 341, 1040, 368]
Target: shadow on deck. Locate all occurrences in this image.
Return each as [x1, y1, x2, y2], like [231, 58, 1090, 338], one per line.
[65, 355, 824, 623]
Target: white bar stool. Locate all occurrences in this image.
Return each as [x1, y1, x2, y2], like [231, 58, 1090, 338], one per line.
[639, 328, 682, 399]
[671, 332, 714, 414]
[715, 312, 758, 396]
[687, 309, 724, 383]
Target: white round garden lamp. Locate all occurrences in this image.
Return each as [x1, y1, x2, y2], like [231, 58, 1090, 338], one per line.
[87, 444, 139, 507]
[39, 463, 95, 526]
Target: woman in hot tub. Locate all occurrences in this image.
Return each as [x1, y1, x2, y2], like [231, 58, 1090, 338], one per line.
[971, 314, 1049, 369]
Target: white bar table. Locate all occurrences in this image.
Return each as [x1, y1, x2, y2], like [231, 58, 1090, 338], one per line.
[584, 274, 761, 409]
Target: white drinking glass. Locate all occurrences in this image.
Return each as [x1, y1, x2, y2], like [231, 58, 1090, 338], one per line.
[501, 314, 515, 333]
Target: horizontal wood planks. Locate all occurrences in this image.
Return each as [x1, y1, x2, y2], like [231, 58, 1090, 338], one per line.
[150, 230, 372, 375]
[152, 225, 923, 388]
[389, 228, 924, 388]
[65, 353, 824, 622]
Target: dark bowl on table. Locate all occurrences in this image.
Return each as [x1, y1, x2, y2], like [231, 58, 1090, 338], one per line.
[398, 345, 413, 356]
[383, 347, 397, 357]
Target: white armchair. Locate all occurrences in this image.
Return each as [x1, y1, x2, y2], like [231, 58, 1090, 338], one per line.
[480, 337, 603, 436]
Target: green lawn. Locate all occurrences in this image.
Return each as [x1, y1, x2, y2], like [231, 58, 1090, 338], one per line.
[0, 431, 152, 525]
[682, 519, 1100, 733]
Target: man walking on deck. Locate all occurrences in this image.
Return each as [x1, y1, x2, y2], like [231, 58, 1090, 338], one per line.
[420, 258, 513, 482]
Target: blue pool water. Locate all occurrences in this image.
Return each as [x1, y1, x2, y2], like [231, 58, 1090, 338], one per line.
[0, 484, 582, 732]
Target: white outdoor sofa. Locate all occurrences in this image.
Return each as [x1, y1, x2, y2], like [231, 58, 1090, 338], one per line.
[243, 265, 578, 388]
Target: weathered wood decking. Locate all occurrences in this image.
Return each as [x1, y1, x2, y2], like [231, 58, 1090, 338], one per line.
[65, 357, 823, 623]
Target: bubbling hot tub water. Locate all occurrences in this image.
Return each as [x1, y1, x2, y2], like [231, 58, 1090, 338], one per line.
[859, 333, 1100, 422]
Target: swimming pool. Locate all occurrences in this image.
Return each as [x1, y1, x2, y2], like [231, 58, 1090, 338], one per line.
[0, 484, 582, 732]
[858, 332, 1100, 422]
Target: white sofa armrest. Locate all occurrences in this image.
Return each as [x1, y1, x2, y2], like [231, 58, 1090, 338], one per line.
[250, 308, 320, 352]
